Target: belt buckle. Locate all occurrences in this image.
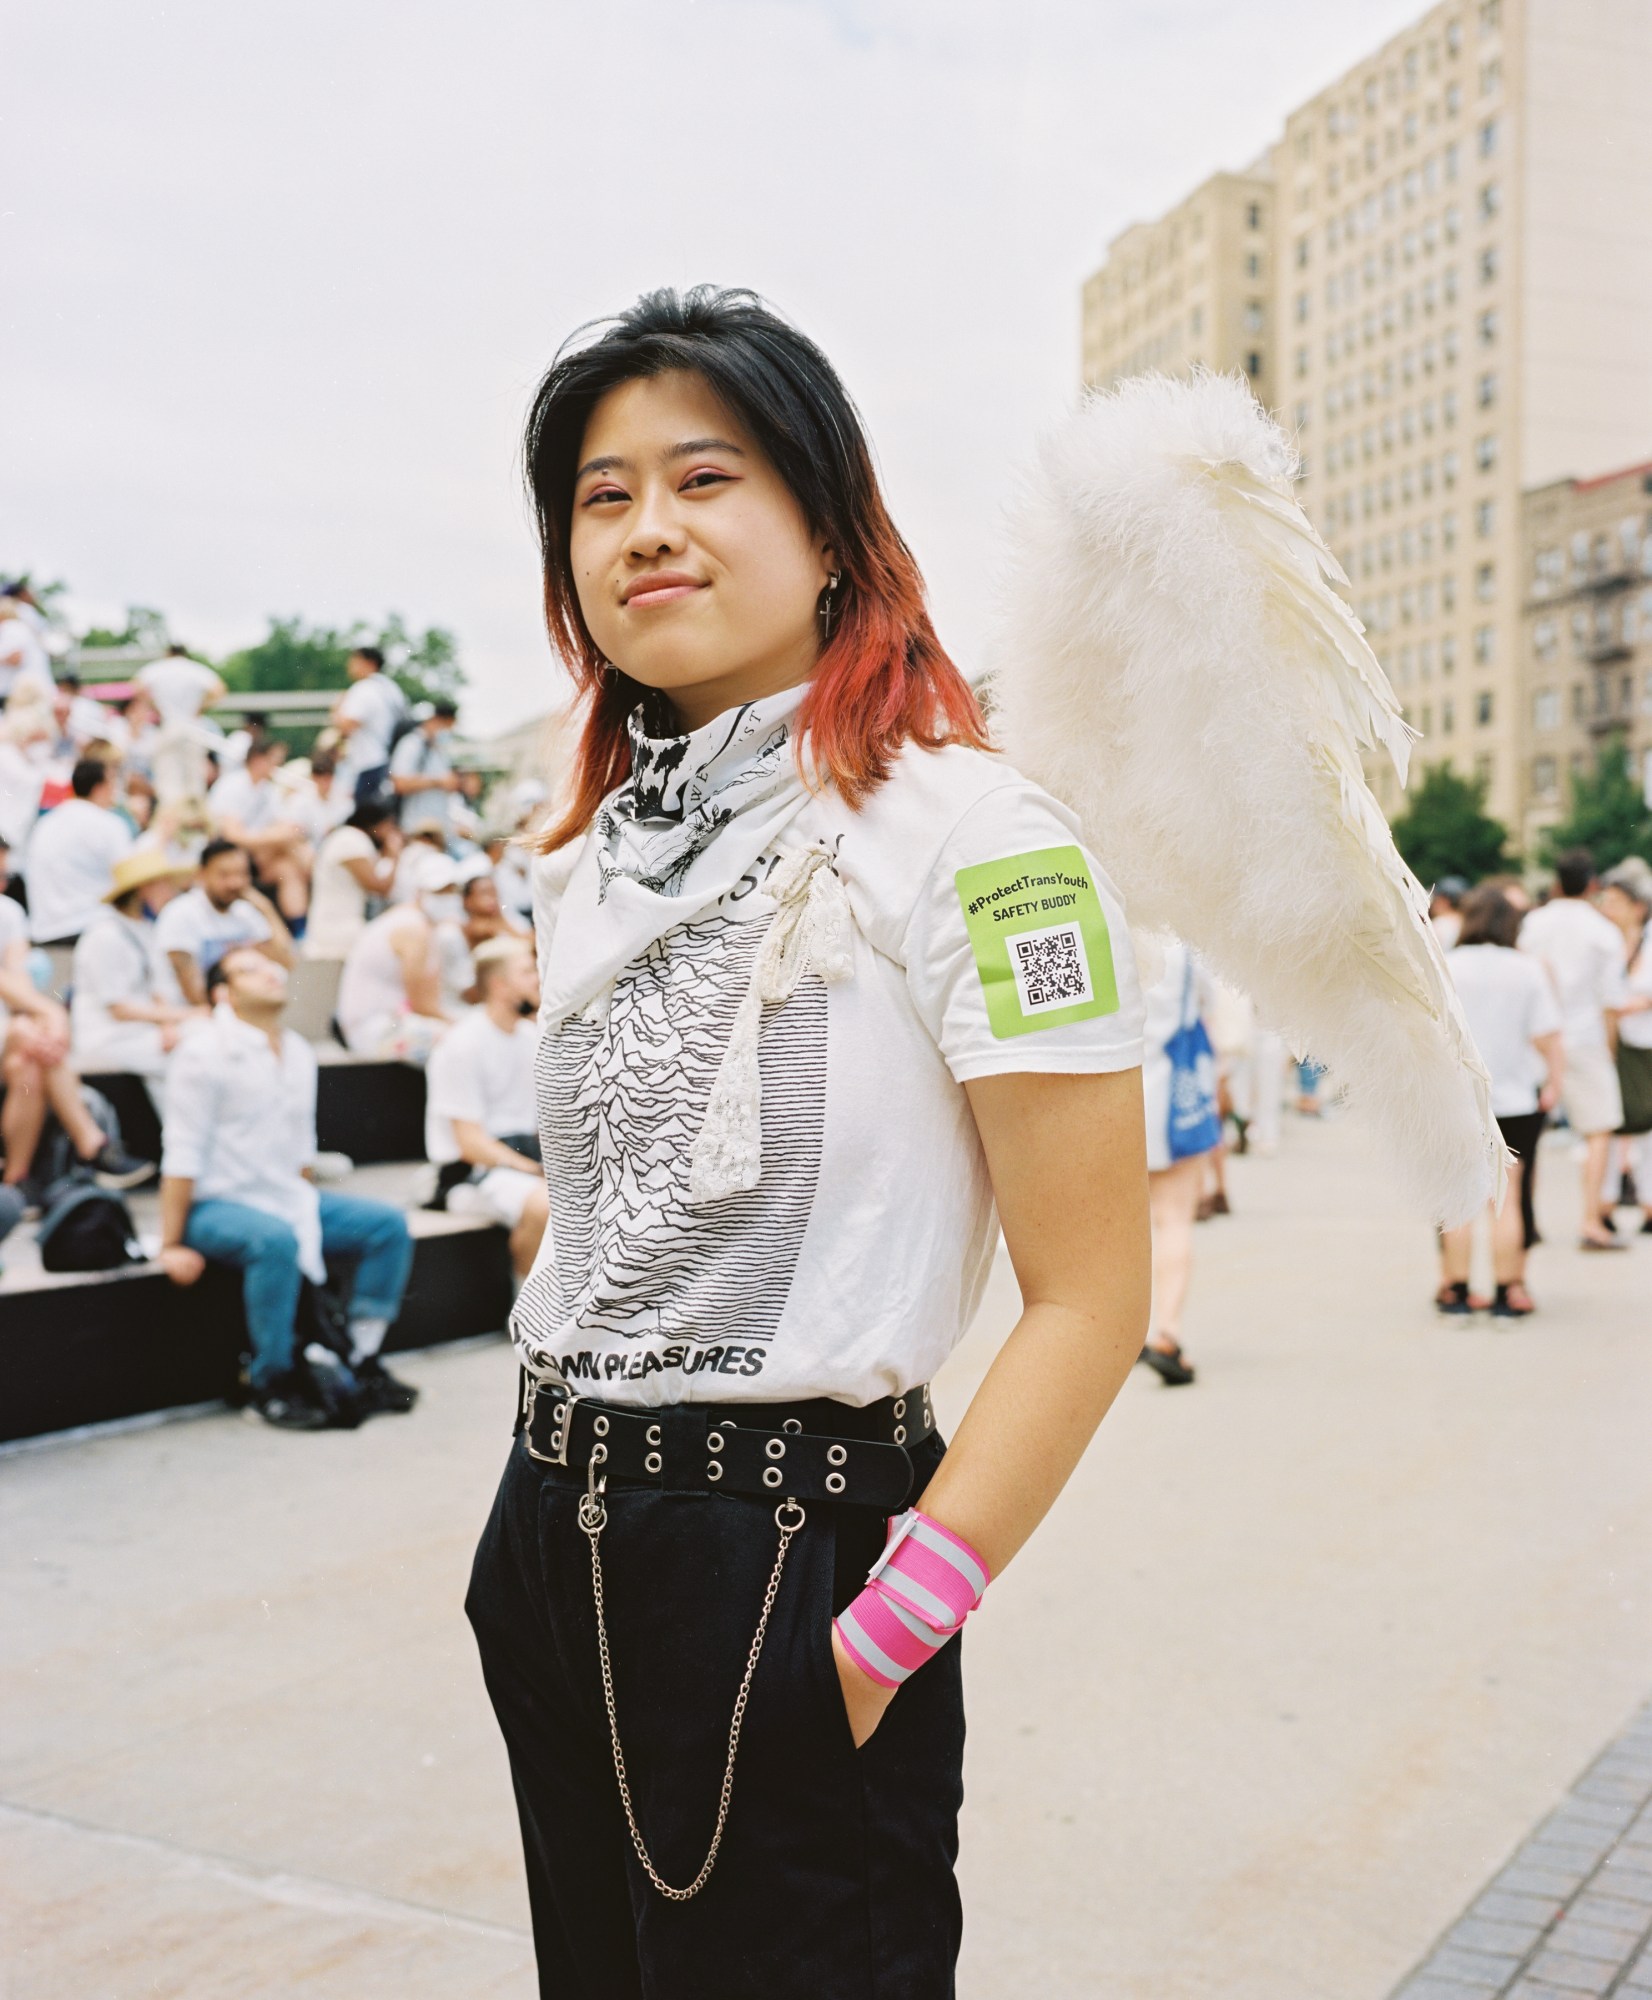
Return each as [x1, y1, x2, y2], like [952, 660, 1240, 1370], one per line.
[523, 1372, 575, 1468]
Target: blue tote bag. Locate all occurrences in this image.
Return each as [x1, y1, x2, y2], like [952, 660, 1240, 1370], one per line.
[1164, 956, 1223, 1161]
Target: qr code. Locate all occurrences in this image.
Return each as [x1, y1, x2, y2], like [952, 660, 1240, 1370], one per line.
[1008, 923, 1093, 1013]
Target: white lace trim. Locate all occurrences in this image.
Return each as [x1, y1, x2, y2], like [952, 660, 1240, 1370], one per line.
[686, 844, 854, 1204]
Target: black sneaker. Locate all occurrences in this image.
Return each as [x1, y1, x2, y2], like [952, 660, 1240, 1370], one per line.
[1139, 1341, 1197, 1386]
[353, 1355, 420, 1414]
[88, 1143, 159, 1191]
[245, 1374, 333, 1431]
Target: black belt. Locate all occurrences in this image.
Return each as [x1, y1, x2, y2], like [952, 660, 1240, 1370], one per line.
[515, 1370, 936, 1512]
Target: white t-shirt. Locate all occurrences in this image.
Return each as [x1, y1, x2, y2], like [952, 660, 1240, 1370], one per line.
[425, 1009, 538, 1164]
[0, 740, 45, 852]
[335, 675, 406, 783]
[154, 886, 272, 977]
[0, 619, 55, 703]
[338, 904, 434, 1044]
[137, 657, 220, 725]
[0, 893, 28, 1023]
[391, 727, 454, 831]
[208, 766, 285, 835]
[511, 743, 1145, 1407]
[435, 920, 475, 1012]
[1448, 943, 1564, 1116]
[70, 910, 174, 1075]
[1518, 898, 1628, 1050]
[1620, 935, 1652, 1052]
[24, 798, 134, 942]
[304, 824, 380, 960]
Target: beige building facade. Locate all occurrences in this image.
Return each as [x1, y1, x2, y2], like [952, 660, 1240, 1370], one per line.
[1079, 0, 1652, 852]
[1080, 169, 1274, 410]
[1519, 462, 1652, 852]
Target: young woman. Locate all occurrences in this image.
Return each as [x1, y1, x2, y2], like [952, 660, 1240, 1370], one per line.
[466, 287, 1151, 1997]
[1438, 886, 1564, 1316]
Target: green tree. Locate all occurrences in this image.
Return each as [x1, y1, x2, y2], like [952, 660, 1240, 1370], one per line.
[1537, 739, 1652, 871]
[217, 613, 464, 707]
[79, 605, 170, 650]
[1389, 763, 1515, 886]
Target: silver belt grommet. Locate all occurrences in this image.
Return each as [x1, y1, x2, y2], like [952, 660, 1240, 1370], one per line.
[765, 1438, 786, 1461]
[827, 1444, 848, 1466]
[644, 1451, 663, 1474]
[783, 1418, 803, 1434]
[762, 1466, 783, 1489]
[706, 1461, 723, 1482]
[592, 1414, 610, 1438]
[707, 1430, 725, 1453]
[893, 1396, 907, 1419]
[646, 1423, 662, 1447]
[894, 1424, 907, 1444]
[826, 1472, 846, 1495]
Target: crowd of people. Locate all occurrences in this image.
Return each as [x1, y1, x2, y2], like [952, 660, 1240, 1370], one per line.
[0, 582, 559, 1428]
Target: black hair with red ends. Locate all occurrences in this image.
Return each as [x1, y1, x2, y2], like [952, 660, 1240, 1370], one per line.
[522, 285, 988, 852]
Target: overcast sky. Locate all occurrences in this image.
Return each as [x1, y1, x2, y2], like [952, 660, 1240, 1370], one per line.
[6, 0, 1429, 734]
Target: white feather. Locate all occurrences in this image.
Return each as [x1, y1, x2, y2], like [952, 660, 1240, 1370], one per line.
[990, 370, 1505, 1226]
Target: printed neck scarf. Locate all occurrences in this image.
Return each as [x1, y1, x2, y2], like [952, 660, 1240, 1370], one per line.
[593, 684, 808, 902]
[539, 682, 817, 1034]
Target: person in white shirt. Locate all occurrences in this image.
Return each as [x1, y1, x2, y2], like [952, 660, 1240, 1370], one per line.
[457, 866, 529, 956]
[154, 839, 295, 1006]
[25, 758, 135, 945]
[155, 944, 416, 1428]
[303, 799, 401, 962]
[1519, 848, 1629, 1249]
[2, 876, 156, 1195]
[1442, 887, 1565, 1315]
[136, 646, 226, 804]
[425, 935, 548, 1277]
[329, 647, 408, 808]
[0, 595, 56, 708]
[0, 694, 52, 856]
[335, 859, 465, 1062]
[1600, 858, 1652, 1234]
[390, 699, 462, 836]
[280, 749, 354, 849]
[70, 850, 202, 1101]
[208, 738, 313, 927]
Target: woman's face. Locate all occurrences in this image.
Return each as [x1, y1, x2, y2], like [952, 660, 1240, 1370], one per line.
[569, 369, 833, 731]
[1601, 884, 1645, 933]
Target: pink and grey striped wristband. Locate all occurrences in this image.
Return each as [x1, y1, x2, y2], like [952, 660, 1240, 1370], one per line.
[833, 1508, 991, 1691]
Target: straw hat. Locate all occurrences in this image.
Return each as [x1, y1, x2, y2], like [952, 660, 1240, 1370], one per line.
[105, 849, 195, 903]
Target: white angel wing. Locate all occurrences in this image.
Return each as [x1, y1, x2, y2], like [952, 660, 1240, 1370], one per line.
[990, 370, 1504, 1226]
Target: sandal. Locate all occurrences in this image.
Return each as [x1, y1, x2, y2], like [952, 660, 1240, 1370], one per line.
[1138, 1340, 1197, 1386]
[1491, 1281, 1535, 1318]
[1435, 1281, 1479, 1315]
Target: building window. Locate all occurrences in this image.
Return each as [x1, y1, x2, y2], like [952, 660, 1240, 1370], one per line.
[1479, 180, 1501, 219]
[1535, 620, 1558, 659]
[1478, 308, 1498, 345]
[1246, 351, 1262, 378]
[1471, 433, 1495, 472]
[1443, 450, 1460, 487]
[1474, 624, 1495, 663]
[1533, 688, 1559, 729]
[1296, 346, 1311, 378]
[1572, 682, 1588, 720]
[1443, 325, 1459, 363]
[1478, 370, 1497, 408]
[1295, 291, 1310, 323]
[1476, 690, 1493, 725]
[1447, 19, 1462, 57]
[1479, 118, 1499, 157]
[1247, 202, 1263, 229]
[1296, 234, 1311, 269]
[1189, 306, 1204, 335]
[1533, 755, 1557, 796]
[1443, 572, 1458, 610]
[1480, 245, 1499, 283]
[1476, 562, 1495, 601]
[1443, 510, 1458, 550]
[1443, 388, 1459, 426]
[1476, 499, 1495, 536]
[1442, 697, 1456, 733]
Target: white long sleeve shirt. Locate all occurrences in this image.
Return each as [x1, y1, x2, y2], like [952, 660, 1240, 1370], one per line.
[160, 1008, 324, 1281]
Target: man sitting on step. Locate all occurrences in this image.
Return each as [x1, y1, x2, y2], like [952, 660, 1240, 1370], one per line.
[156, 943, 418, 1430]
[425, 934, 549, 1281]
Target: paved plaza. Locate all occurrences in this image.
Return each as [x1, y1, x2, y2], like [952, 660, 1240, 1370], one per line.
[3, 1111, 1650, 1999]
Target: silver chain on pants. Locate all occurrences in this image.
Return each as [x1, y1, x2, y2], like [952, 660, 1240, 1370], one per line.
[577, 1443, 807, 1902]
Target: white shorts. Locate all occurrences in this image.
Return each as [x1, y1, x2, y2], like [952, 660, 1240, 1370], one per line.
[1561, 1040, 1624, 1137]
[449, 1165, 540, 1227]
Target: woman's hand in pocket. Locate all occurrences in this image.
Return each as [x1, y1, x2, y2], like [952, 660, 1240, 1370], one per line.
[831, 1623, 897, 1747]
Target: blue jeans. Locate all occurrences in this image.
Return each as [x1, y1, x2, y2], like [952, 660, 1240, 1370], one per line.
[185, 1191, 413, 1390]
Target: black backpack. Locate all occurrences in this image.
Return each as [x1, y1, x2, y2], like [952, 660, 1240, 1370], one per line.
[35, 1178, 147, 1273]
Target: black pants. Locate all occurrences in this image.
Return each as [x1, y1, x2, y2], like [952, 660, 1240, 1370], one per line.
[467, 1429, 965, 1999]
[1497, 1109, 1545, 1250]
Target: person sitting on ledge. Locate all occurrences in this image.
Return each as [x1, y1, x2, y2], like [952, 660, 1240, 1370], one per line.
[425, 934, 548, 1280]
[70, 849, 203, 1110]
[154, 837, 295, 1007]
[156, 943, 418, 1430]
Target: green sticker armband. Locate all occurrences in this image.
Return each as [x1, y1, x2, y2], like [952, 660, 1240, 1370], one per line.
[953, 845, 1121, 1040]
